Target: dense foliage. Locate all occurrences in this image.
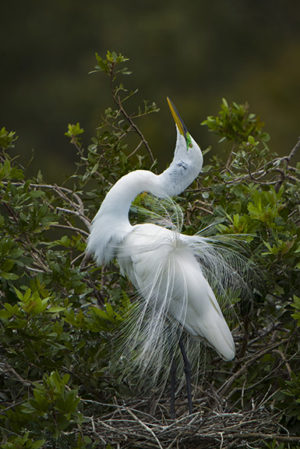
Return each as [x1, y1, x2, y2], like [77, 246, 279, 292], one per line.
[0, 52, 299, 448]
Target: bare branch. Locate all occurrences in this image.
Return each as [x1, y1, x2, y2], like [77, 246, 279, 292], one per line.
[287, 136, 300, 162]
[110, 88, 155, 163]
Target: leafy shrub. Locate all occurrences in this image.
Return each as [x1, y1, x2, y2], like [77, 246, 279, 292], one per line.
[0, 51, 299, 448]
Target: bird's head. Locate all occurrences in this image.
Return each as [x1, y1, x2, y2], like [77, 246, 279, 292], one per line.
[162, 98, 203, 196]
[167, 97, 203, 168]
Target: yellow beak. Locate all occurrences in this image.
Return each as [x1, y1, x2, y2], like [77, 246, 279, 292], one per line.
[167, 97, 188, 137]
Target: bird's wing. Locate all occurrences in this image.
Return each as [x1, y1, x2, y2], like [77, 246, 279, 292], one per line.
[166, 247, 236, 361]
[117, 223, 235, 386]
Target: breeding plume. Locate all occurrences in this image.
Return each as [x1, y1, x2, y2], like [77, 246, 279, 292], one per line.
[87, 98, 242, 415]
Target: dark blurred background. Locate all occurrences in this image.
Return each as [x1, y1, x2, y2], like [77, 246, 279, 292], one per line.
[1, 0, 299, 181]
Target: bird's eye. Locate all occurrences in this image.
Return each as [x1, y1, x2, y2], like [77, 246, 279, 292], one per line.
[177, 161, 188, 170]
[185, 132, 192, 149]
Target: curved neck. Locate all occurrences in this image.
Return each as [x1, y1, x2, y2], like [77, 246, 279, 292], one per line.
[95, 143, 203, 228]
[96, 170, 161, 225]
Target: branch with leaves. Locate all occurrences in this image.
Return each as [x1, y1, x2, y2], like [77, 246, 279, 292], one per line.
[0, 53, 299, 449]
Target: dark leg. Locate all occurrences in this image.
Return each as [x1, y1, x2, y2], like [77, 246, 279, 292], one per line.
[170, 356, 177, 419]
[178, 335, 193, 415]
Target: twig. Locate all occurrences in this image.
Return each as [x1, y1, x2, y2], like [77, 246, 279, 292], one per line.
[82, 399, 160, 423]
[128, 139, 144, 159]
[226, 432, 300, 443]
[273, 348, 292, 379]
[25, 266, 45, 274]
[0, 400, 25, 414]
[113, 93, 155, 164]
[126, 407, 164, 449]
[2, 362, 32, 386]
[53, 218, 89, 236]
[287, 136, 300, 162]
[218, 339, 289, 396]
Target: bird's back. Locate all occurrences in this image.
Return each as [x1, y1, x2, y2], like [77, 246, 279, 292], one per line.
[118, 223, 235, 362]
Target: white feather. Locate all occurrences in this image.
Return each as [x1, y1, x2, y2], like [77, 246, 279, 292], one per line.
[117, 224, 240, 385]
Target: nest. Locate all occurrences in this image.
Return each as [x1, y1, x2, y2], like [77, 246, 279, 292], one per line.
[79, 394, 296, 449]
[74, 330, 300, 449]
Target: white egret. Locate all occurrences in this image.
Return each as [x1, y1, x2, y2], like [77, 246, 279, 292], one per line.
[87, 98, 243, 416]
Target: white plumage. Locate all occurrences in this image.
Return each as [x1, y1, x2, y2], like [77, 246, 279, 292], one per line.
[118, 223, 235, 362]
[86, 98, 242, 392]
